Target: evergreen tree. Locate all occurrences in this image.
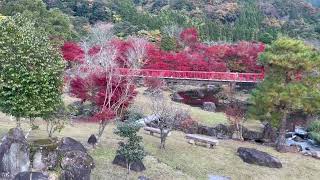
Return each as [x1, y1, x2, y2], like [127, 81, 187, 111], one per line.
[0, 15, 65, 127]
[114, 112, 145, 174]
[249, 37, 320, 152]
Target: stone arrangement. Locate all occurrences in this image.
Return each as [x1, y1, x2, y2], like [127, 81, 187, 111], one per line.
[0, 128, 95, 180]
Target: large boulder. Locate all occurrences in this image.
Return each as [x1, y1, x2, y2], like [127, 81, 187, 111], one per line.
[112, 154, 146, 172]
[262, 123, 277, 142]
[13, 172, 48, 180]
[242, 128, 263, 141]
[237, 147, 282, 168]
[211, 124, 233, 139]
[0, 128, 30, 178]
[202, 102, 216, 112]
[60, 150, 95, 180]
[57, 137, 87, 155]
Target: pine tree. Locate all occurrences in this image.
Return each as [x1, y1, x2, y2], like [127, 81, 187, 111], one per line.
[249, 37, 320, 152]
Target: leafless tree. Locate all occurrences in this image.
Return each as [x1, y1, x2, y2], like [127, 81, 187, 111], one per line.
[149, 94, 187, 149]
[71, 23, 148, 141]
[161, 24, 183, 38]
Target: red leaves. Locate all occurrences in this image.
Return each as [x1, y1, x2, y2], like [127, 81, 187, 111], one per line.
[90, 108, 116, 122]
[180, 28, 199, 47]
[225, 102, 246, 124]
[61, 29, 265, 73]
[144, 77, 165, 90]
[61, 42, 84, 62]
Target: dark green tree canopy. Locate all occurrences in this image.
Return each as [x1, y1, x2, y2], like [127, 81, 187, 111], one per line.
[250, 37, 320, 127]
[0, 0, 75, 39]
[0, 15, 65, 119]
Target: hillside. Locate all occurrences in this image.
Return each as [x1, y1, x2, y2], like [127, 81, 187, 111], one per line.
[1, 0, 319, 43]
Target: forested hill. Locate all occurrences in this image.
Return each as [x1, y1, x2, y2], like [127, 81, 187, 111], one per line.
[1, 0, 319, 44]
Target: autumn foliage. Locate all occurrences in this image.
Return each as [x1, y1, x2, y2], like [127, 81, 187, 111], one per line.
[144, 28, 265, 73]
[63, 39, 139, 123]
[61, 28, 265, 122]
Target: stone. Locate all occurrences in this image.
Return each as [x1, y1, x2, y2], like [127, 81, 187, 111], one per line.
[285, 132, 294, 138]
[112, 154, 146, 172]
[13, 172, 48, 180]
[58, 137, 87, 155]
[202, 102, 216, 112]
[60, 150, 95, 180]
[288, 144, 303, 153]
[30, 139, 59, 171]
[311, 151, 320, 160]
[0, 128, 30, 178]
[262, 123, 277, 142]
[292, 135, 304, 142]
[294, 126, 308, 139]
[32, 151, 47, 171]
[87, 134, 97, 148]
[171, 92, 184, 102]
[237, 147, 282, 168]
[209, 175, 232, 180]
[138, 176, 150, 180]
[242, 128, 263, 141]
[211, 124, 233, 138]
[45, 151, 59, 170]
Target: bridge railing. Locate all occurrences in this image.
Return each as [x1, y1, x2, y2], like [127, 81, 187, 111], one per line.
[117, 68, 264, 82]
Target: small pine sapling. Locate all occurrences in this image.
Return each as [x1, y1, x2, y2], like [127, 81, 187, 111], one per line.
[114, 112, 146, 174]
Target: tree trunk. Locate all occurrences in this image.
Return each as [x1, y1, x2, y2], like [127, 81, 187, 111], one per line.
[97, 121, 107, 143]
[127, 163, 131, 174]
[16, 117, 21, 128]
[276, 112, 288, 152]
[160, 130, 167, 149]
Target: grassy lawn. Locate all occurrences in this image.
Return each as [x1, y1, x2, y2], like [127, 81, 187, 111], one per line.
[0, 90, 319, 180]
[134, 87, 228, 126]
[0, 114, 319, 180]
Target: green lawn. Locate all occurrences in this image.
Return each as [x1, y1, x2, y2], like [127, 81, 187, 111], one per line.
[134, 87, 228, 126]
[1, 115, 320, 180]
[0, 90, 319, 180]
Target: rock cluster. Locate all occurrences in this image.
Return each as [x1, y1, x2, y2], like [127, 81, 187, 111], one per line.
[112, 154, 146, 172]
[0, 128, 95, 180]
[0, 128, 30, 178]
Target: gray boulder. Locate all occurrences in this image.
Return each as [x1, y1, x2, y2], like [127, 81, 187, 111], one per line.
[202, 102, 216, 112]
[58, 137, 87, 155]
[13, 172, 48, 180]
[209, 175, 231, 180]
[112, 154, 146, 172]
[237, 147, 282, 168]
[60, 150, 95, 180]
[0, 128, 30, 178]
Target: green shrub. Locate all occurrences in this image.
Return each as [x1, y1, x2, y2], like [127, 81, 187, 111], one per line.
[161, 36, 177, 51]
[308, 121, 320, 144]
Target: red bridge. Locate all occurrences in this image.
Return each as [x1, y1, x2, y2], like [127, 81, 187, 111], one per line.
[118, 68, 264, 83]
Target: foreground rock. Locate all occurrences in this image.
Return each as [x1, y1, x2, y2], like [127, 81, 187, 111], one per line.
[209, 175, 231, 180]
[60, 150, 95, 180]
[112, 154, 146, 172]
[13, 172, 48, 180]
[30, 139, 59, 171]
[237, 147, 282, 168]
[0, 128, 30, 178]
